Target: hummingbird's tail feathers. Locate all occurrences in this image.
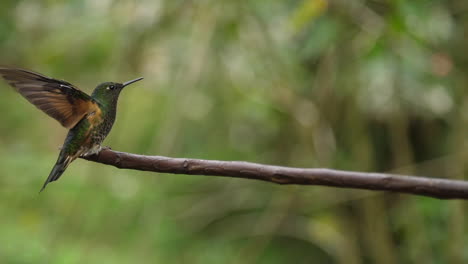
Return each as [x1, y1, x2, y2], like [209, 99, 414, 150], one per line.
[40, 155, 74, 192]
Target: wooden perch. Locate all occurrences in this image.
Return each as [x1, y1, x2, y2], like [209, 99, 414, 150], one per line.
[82, 149, 468, 200]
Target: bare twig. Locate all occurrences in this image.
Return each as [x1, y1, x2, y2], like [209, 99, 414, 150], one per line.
[82, 149, 468, 200]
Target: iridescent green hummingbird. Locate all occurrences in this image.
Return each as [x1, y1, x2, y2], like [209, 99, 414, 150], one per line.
[0, 68, 143, 192]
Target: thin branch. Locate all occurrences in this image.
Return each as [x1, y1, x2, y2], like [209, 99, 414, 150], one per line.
[82, 149, 468, 200]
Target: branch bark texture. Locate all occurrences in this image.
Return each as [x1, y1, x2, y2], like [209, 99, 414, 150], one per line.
[82, 149, 468, 200]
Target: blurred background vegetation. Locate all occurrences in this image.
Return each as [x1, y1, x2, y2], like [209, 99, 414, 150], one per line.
[0, 0, 467, 263]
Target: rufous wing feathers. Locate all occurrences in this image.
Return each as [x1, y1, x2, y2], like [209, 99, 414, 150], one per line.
[0, 68, 99, 129]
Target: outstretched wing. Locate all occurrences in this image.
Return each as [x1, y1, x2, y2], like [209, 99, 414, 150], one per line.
[0, 67, 99, 129]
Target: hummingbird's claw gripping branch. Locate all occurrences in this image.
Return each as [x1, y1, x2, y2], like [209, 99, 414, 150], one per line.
[81, 149, 468, 200]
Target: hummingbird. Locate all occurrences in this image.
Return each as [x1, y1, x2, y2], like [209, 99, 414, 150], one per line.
[0, 68, 143, 192]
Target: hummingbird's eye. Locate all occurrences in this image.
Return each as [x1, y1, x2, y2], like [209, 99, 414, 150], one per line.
[107, 85, 115, 90]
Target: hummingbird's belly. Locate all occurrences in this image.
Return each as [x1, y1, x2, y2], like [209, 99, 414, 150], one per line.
[81, 121, 113, 156]
[90, 118, 114, 145]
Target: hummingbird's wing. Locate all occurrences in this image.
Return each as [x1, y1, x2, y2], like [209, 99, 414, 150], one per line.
[0, 68, 100, 129]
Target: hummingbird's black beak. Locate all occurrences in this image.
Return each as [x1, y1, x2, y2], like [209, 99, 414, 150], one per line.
[122, 77, 144, 87]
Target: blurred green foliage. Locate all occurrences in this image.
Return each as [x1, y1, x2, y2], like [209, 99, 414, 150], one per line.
[0, 0, 468, 263]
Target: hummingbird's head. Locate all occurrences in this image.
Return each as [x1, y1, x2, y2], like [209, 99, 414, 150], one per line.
[92, 77, 143, 102]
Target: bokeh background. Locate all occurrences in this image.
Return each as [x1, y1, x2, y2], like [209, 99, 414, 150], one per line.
[0, 0, 467, 263]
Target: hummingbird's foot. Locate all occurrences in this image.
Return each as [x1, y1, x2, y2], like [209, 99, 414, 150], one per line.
[81, 145, 103, 157]
[80, 152, 94, 158]
[80, 146, 112, 158]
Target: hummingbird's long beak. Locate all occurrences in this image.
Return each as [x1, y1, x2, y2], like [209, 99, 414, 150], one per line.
[123, 77, 144, 87]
